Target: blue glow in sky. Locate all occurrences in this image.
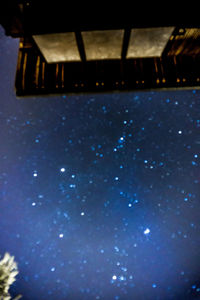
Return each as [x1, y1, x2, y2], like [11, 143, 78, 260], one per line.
[1, 26, 200, 300]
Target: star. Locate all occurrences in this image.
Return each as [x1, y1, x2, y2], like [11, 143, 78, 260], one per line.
[144, 228, 150, 235]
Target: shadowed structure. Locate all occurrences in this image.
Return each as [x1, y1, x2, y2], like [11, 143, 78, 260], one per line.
[1, 2, 200, 96]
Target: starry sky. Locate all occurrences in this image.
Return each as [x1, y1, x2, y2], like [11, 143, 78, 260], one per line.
[1, 25, 200, 300]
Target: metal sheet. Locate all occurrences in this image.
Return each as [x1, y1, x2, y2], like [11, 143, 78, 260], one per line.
[33, 32, 81, 63]
[127, 27, 175, 58]
[82, 30, 124, 60]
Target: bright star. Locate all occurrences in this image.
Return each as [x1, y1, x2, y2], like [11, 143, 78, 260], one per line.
[144, 228, 150, 235]
[119, 275, 125, 281]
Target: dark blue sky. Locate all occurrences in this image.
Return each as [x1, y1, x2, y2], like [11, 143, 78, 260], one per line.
[1, 26, 200, 300]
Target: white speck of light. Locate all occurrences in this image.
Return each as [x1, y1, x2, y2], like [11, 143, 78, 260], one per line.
[60, 168, 66, 173]
[51, 267, 55, 272]
[144, 228, 150, 235]
[114, 246, 119, 252]
[112, 275, 117, 280]
[128, 203, 132, 207]
[32, 202, 36, 206]
[81, 212, 85, 216]
[120, 137, 124, 141]
[33, 172, 38, 177]
[69, 184, 76, 188]
[119, 275, 125, 281]
[178, 130, 182, 134]
[59, 233, 64, 238]
[115, 177, 119, 181]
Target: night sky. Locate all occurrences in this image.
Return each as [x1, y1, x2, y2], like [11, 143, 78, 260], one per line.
[1, 25, 200, 300]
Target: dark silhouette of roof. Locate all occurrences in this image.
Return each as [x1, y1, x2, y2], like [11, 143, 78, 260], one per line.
[1, 2, 200, 96]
